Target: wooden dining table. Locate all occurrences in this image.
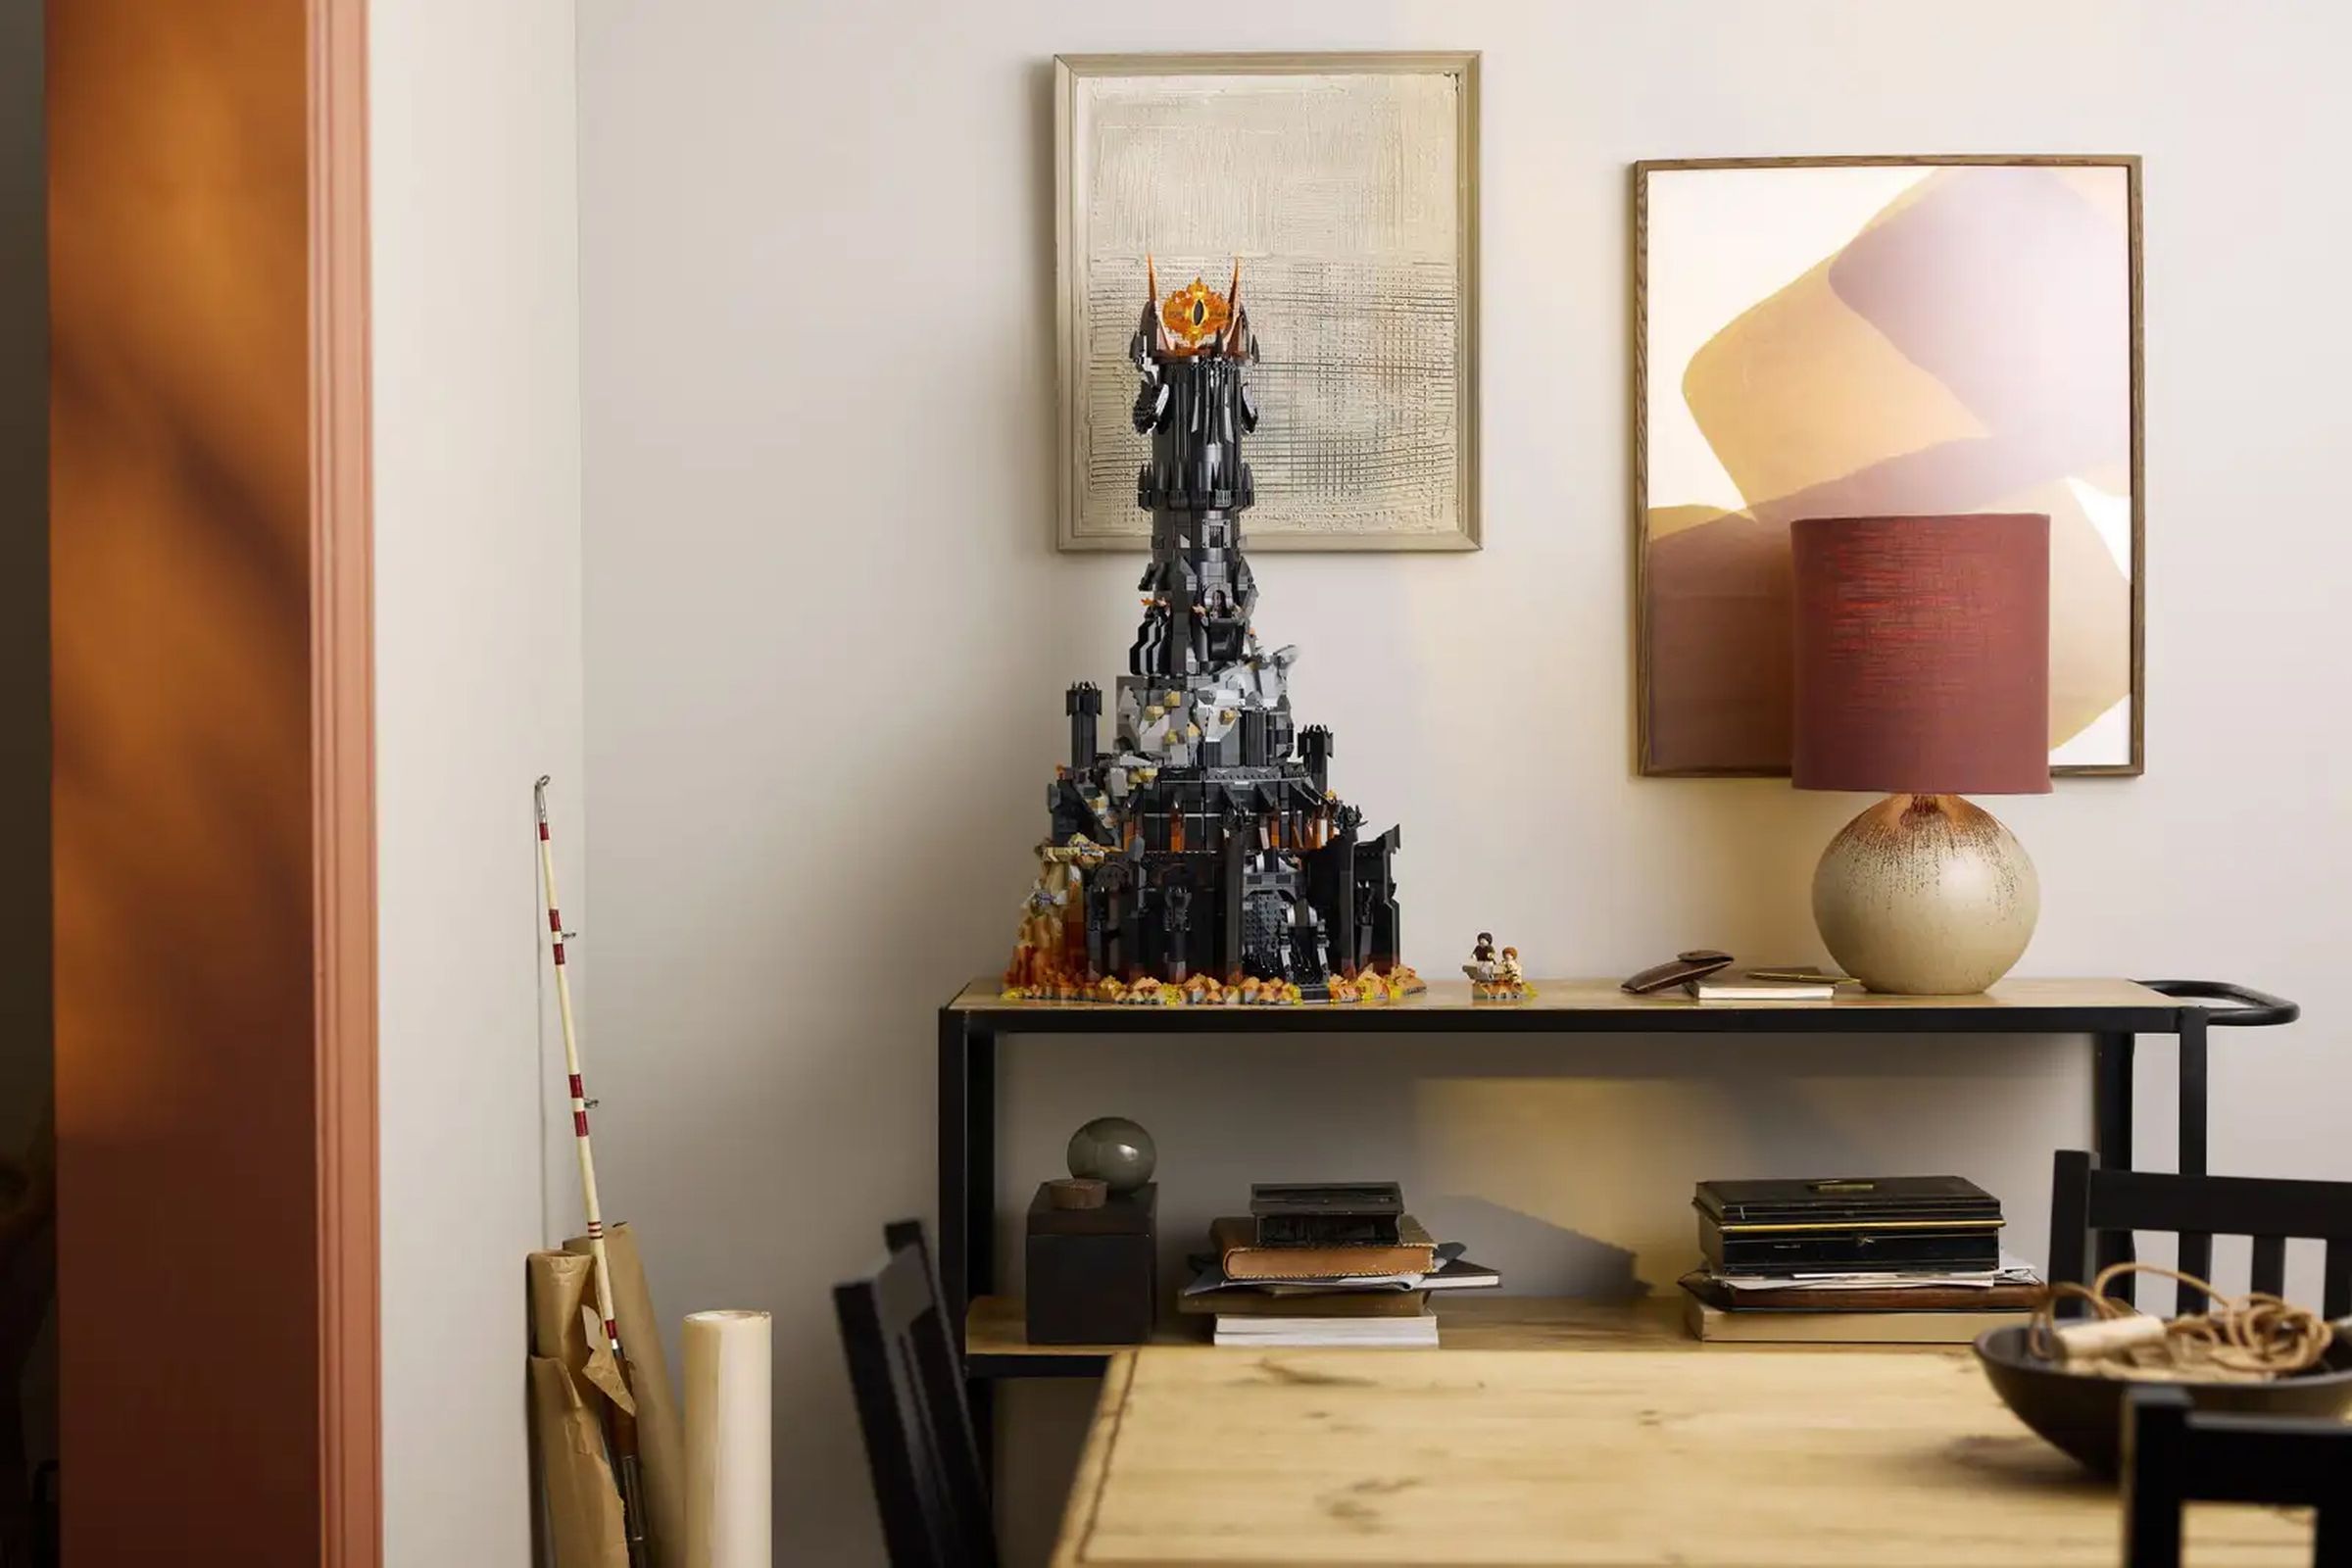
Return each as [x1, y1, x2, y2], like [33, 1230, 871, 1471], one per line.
[1048, 1311, 2318, 1566]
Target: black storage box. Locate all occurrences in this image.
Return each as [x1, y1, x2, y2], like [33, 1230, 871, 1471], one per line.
[1025, 1181, 1157, 1346]
[1694, 1175, 2004, 1274]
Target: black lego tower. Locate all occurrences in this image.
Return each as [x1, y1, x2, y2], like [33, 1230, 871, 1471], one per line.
[1004, 262, 1407, 1003]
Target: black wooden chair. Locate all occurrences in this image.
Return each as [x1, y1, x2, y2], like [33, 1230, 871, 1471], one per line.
[2047, 1150, 2352, 1317]
[2124, 1386, 2351, 1567]
[833, 1219, 998, 1568]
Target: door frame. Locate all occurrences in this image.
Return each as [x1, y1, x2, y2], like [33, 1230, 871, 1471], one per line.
[312, 0, 379, 1561]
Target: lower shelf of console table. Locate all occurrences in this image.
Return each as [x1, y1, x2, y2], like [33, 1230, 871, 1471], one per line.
[938, 976, 2297, 1398]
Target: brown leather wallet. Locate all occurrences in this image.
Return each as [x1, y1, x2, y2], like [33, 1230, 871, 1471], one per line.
[1621, 950, 1735, 995]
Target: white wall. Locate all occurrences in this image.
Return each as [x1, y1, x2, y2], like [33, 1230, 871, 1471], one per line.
[373, 3, 586, 1562]
[572, 2, 2352, 1561]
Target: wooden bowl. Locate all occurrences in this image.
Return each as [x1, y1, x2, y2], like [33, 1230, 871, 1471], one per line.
[1973, 1324, 2352, 1477]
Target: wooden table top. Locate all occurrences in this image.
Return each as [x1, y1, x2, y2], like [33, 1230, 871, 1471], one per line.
[1051, 1344, 2317, 1566]
[951, 977, 2183, 1030]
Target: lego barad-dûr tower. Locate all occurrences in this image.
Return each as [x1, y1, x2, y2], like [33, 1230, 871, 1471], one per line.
[1003, 262, 1415, 1004]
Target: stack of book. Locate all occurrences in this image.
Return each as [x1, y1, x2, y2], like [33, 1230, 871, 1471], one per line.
[1179, 1183, 1499, 1348]
[1678, 1175, 2044, 1344]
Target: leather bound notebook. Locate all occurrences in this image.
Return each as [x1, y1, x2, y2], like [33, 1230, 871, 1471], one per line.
[1211, 1215, 1436, 1281]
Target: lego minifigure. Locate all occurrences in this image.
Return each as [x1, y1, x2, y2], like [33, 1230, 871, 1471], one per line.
[1466, 931, 1497, 983]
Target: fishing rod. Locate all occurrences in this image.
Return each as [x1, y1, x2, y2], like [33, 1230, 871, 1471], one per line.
[535, 776, 651, 1568]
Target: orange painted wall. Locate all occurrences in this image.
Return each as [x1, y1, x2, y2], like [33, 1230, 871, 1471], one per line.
[49, 1, 321, 1557]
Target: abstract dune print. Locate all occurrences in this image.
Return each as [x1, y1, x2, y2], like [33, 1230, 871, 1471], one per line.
[1641, 162, 2137, 773]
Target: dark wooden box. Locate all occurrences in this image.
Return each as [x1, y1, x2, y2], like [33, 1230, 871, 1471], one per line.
[1025, 1182, 1157, 1346]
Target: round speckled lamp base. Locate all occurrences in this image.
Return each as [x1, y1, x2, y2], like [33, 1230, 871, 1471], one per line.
[1812, 794, 2039, 996]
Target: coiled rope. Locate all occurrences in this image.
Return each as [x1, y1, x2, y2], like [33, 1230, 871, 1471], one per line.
[2029, 1261, 2333, 1382]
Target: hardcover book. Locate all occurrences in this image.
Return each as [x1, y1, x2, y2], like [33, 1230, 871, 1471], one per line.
[1248, 1181, 1406, 1247]
[1680, 1270, 2046, 1314]
[1211, 1214, 1436, 1281]
[1180, 1289, 1430, 1319]
[1695, 1175, 2001, 1228]
[1214, 1312, 1439, 1348]
[1698, 1225, 2002, 1275]
[1680, 1288, 2029, 1345]
[1685, 974, 1838, 1002]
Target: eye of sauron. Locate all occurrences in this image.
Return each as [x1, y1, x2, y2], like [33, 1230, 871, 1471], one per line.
[1159, 277, 1232, 353]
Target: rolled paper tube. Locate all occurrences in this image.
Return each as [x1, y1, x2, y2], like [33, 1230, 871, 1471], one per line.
[684, 1310, 771, 1568]
[528, 1356, 629, 1568]
[569, 1223, 686, 1563]
[2054, 1315, 2168, 1360]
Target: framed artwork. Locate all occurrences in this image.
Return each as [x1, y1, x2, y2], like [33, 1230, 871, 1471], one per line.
[1054, 52, 1481, 552]
[1636, 156, 2143, 776]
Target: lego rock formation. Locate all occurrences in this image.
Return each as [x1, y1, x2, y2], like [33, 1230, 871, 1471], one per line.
[1004, 261, 1416, 1005]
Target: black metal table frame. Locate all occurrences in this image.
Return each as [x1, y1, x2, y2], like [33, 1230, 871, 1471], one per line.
[937, 978, 2296, 1403]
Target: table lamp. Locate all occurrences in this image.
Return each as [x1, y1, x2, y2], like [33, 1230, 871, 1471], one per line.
[1791, 514, 2051, 995]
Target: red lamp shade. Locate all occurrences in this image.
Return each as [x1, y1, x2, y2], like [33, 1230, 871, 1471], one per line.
[1790, 514, 2052, 796]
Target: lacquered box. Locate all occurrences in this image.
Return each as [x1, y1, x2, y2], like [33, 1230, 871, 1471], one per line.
[1025, 1182, 1157, 1346]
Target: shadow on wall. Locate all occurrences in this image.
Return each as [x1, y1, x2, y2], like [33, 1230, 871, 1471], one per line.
[1423, 1199, 1645, 1298]
[596, 656, 1063, 1564]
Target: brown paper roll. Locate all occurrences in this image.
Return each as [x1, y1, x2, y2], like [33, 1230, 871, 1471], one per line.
[528, 1250, 597, 1367]
[579, 1304, 635, 1416]
[567, 1222, 686, 1566]
[528, 1356, 629, 1568]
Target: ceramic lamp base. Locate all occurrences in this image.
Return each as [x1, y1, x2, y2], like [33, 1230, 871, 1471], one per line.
[1811, 794, 2039, 996]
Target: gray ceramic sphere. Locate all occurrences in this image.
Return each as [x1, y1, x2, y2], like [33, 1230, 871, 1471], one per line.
[1066, 1116, 1156, 1193]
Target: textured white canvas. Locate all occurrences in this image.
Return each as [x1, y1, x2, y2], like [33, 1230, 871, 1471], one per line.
[1065, 67, 1474, 548]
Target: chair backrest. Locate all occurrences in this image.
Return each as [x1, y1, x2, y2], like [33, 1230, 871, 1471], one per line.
[2047, 1150, 2352, 1318]
[833, 1219, 997, 1568]
[2123, 1386, 2351, 1568]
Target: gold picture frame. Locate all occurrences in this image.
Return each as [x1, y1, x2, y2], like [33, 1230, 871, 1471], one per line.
[1634, 155, 2145, 777]
[1055, 52, 1482, 553]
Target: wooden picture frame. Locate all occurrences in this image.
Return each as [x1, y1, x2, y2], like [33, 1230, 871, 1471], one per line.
[1055, 52, 1481, 552]
[1634, 155, 2145, 778]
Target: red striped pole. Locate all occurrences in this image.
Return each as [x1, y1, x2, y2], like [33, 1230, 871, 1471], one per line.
[534, 776, 649, 1566]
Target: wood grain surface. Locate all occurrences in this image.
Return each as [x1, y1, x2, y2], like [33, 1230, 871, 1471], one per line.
[1054, 1345, 2317, 1565]
[950, 976, 2178, 1014]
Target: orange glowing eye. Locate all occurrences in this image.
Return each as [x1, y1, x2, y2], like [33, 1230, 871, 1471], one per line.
[1159, 277, 1232, 352]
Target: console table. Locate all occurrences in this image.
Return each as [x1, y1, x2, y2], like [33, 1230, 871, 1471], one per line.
[937, 976, 2295, 1394]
